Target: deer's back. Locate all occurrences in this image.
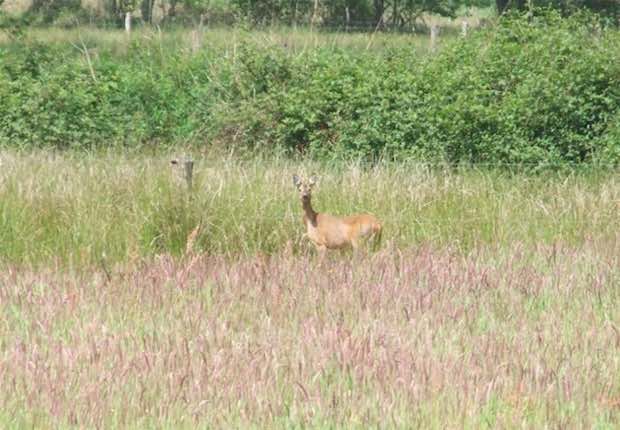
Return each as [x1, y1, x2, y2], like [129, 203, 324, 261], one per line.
[304, 212, 380, 249]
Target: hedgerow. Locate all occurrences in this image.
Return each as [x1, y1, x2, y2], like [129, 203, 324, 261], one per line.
[0, 11, 618, 165]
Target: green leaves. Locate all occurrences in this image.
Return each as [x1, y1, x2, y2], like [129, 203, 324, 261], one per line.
[0, 11, 618, 166]
[227, 12, 619, 165]
[0, 39, 215, 149]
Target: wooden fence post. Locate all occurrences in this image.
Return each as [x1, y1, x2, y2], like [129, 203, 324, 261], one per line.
[430, 25, 440, 52]
[461, 21, 469, 38]
[171, 157, 194, 193]
[183, 158, 194, 192]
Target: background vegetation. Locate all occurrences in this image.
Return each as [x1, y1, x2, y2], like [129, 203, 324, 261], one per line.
[1, 0, 618, 29]
[1, 12, 619, 165]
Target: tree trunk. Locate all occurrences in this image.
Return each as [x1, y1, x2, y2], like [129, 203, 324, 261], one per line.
[375, 0, 384, 27]
[373, 0, 384, 29]
[496, 0, 509, 14]
[168, 0, 177, 18]
[311, 0, 319, 28]
[140, 0, 155, 24]
[104, 0, 123, 26]
[392, 0, 399, 27]
[496, 0, 526, 14]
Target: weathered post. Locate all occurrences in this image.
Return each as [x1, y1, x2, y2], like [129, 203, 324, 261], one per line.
[191, 14, 206, 53]
[182, 158, 194, 192]
[190, 29, 201, 53]
[430, 25, 440, 52]
[171, 157, 194, 193]
[461, 21, 469, 38]
[125, 11, 132, 34]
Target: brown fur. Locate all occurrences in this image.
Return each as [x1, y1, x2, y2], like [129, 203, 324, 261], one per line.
[293, 175, 382, 254]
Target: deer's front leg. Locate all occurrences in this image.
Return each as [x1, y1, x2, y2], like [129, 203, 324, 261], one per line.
[315, 243, 328, 264]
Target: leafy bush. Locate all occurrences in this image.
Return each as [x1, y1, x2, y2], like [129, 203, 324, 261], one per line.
[26, 0, 88, 26]
[226, 10, 620, 165]
[498, 1, 619, 25]
[409, 11, 620, 164]
[0, 11, 618, 165]
[0, 40, 215, 148]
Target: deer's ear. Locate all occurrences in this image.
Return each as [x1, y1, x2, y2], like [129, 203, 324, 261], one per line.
[292, 174, 301, 187]
[308, 176, 317, 186]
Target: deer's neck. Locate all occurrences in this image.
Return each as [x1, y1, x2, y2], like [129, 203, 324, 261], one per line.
[302, 196, 318, 226]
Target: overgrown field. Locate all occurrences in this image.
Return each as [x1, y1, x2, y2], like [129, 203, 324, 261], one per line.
[1, 10, 620, 428]
[1, 240, 619, 428]
[1, 151, 619, 427]
[1, 151, 619, 266]
[1, 11, 619, 164]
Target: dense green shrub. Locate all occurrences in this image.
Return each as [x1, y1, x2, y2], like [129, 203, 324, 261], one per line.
[0, 40, 215, 148]
[0, 11, 618, 165]
[497, 0, 619, 25]
[26, 0, 90, 27]
[227, 10, 619, 164]
[411, 11, 620, 164]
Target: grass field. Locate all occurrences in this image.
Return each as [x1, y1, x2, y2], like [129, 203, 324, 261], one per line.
[0, 22, 458, 54]
[1, 5, 619, 425]
[1, 234, 619, 428]
[1, 150, 619, 265]
[0, 150, 619, 428]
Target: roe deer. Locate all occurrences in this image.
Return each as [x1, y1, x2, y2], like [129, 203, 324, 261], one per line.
[293, 174, 382, 255]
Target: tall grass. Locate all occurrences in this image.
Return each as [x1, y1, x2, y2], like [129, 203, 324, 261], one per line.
[0, 24, 442, 53]
[1, 151, 618, 427]
[0, 150, 618, 267]
[0, 243, 618, 428]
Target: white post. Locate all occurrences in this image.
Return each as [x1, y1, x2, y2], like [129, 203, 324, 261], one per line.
[430, 25, 439, 52]
[190, 29, 201, 53]
[461, 21, 468, 38]
[125, 11, 132, 34]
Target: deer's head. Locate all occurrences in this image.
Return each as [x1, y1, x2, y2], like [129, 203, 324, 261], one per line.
[293, 174, 317, 200]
